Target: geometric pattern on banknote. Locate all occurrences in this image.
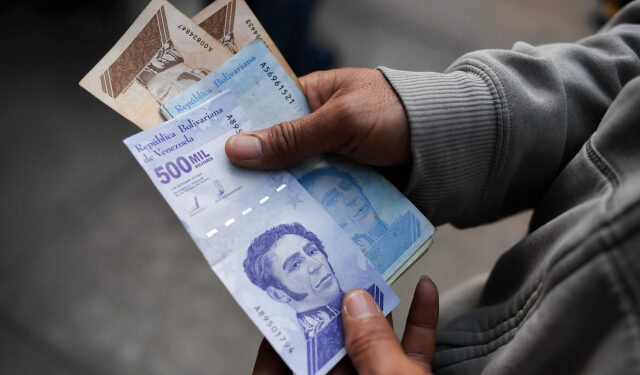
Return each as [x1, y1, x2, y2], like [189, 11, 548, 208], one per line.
[200, 0, 237, 53]
[100, 6, 170, 98]
[194, 0, 302, 91]
[100, 5, 210, 105]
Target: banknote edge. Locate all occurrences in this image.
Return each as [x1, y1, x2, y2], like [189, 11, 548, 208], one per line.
[386, 237, 433, 285]
[192, 0, 303, 92]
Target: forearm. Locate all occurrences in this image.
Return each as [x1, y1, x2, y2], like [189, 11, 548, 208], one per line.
[381, 1, 640, 226]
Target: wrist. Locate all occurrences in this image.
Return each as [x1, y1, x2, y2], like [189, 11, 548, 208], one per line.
[377, 66, 500, 225]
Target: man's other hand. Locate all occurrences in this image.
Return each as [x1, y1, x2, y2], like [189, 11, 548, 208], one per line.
[252, 277, 438, 375]
[225, 68, 410, 170]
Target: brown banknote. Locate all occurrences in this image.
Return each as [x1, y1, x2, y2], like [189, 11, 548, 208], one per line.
[193, 0, 302, 91]
[80, 0, 233, 129]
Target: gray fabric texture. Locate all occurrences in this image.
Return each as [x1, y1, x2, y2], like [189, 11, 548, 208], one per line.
[380, 2, 640, 228]
[380, 1, 640, 374]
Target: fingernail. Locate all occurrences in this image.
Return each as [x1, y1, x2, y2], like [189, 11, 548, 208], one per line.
[420, 275, 431, 281]
[344, 290, 380, 319]
[230, 135, 262, 160]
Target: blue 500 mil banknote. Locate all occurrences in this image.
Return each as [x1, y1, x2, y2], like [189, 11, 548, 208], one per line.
[124, 90, 399, 375]
[162, 40, 434, 282]
[159, 39, 309, 126]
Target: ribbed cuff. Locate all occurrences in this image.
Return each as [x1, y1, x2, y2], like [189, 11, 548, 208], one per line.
[378, 67, 500, 225]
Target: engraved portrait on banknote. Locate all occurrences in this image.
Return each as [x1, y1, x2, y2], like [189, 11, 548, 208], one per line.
[243, 222, 386, 373]
[291, 156, 433, 281]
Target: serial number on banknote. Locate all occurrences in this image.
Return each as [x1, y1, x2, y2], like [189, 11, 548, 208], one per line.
[245, 19, 264, 42]
[254, 305, 294, 354]
[225, 114, 243, 134]
[259, 62, 295, 105]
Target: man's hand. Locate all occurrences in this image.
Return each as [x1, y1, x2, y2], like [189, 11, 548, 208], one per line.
[252, 277, 438, 375]
[225, 68, 410, 170]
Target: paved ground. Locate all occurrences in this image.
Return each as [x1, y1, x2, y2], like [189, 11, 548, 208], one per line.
[0, 0, 590, 373]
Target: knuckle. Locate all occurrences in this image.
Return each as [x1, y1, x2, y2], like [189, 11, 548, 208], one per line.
[331, 97, 350, 114]
[345, 321, 397, 360]
[268, 121, 300, 161]
[406, 352, 431, 369]
[299, 73, 318, 94]
[331, 99, 358, 124]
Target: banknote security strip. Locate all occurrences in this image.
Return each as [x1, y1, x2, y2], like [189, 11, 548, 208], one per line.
[162, 40, 435, 283]
[206, 182, 288, 237]
[124, 90, 399, 375]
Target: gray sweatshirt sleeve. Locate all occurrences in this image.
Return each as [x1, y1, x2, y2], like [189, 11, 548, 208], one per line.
[379, 1, 640, 227]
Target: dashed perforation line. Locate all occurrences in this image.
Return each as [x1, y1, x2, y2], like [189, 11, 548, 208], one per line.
[204, 181, 290, 238]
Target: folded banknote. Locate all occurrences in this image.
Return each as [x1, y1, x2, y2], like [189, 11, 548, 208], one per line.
[162, 40, 435, 283]
[80, 0, 232, 129]
[124, 90, 399, 375]
[193, 0, 301, 90]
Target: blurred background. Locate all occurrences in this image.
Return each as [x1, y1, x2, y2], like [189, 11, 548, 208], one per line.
[0, 0, 604, 373]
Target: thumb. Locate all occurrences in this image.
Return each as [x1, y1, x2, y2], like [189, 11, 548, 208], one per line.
[225, 104, 344, 170]
[342, 290, 425, 375]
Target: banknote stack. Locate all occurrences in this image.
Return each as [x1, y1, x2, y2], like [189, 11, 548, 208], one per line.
[80, 1, 435, 374]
